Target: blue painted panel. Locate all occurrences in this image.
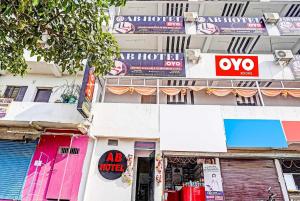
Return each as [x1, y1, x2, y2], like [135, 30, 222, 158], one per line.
[0, 140, 37, 200]
[224, 119, 288, 148]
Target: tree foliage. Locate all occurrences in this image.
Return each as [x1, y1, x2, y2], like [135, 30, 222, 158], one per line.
[0, 0, 125, 75]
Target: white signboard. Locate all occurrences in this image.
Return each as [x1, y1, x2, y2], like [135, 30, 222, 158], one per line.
[203, 164, 224, 201]
[186, 53, 294, 80]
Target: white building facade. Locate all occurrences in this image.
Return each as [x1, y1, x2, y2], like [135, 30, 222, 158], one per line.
[84, 1, 300, 201]
[1, 1, 300, 201]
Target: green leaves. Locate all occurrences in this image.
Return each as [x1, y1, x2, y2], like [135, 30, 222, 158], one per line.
[32, 0, 39, 6]
[0, 0, 125, 76]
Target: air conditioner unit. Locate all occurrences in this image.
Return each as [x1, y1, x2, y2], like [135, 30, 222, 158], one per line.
[184, 12, 198, 23]
[274, 50, 294, 65]
[263, 13, 280, 24]
[186, 49, 201, 64]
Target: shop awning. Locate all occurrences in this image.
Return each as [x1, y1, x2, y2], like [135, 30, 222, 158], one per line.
[282, 121, 300, 143]
[224, 119, 288, 149]
[160, 105, 227, 152]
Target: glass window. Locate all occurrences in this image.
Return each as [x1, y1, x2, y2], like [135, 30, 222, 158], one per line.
[293, 174, 300, 190]
[34, 88, 52, 102]
[4, 86, 28, 101]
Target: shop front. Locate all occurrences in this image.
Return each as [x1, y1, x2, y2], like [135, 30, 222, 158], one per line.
[83, 137, 161, 201]
[281, 159, 300, 200]
[22, 131, 90, 201]
[159, 106, 227, 201]
[0, 139, 37, 201]
[163, 155, 224, 201]
[220, 159, 284, 201]
[281, 121, 300, 200]
[222, 119, 289, 201]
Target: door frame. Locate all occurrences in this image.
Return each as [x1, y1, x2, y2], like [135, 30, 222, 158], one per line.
[131, 148, 156, 201]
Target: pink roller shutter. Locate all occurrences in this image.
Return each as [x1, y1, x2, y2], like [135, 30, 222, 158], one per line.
[46, 137, 88, 201]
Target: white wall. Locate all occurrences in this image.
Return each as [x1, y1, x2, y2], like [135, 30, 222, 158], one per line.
[78, 138, 96, 201]
[1, 102, 83, 124]
[0, 74, 82, 103]
[90, 103, 300, 140]
[160, 105, 227, 152]
[221, 105, 300, 121]
[83, 138, 135, 201]
[90, 103, 159, 138]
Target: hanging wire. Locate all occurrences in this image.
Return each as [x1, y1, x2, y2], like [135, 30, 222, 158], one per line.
[167, 157, 197, 165]
[280, 160, 300, 169]
[281, 160, 293, 169]
[293, 160, 300, 169]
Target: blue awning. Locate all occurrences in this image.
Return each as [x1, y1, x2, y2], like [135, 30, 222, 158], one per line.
[224, 119, 288, 149]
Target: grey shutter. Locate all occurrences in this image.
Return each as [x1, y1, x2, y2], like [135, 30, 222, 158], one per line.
[0, 140, 37, 200]
[220, 159, 284, 201]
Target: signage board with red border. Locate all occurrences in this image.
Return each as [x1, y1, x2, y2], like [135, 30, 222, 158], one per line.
[98, 150, 127, 180]
[215, 55, 259, 77]
[77, 65, 96, 118]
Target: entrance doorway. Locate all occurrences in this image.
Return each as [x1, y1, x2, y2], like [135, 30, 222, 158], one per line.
[135, 155, 155, 201]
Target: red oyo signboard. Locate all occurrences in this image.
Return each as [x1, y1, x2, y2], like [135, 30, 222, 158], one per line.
[98, 150, 127, 180]
[215, 55, 259, 77]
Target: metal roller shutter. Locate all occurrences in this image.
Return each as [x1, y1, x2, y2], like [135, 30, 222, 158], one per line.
[220, 159, 284, 201]
[0, 140, 37, 200]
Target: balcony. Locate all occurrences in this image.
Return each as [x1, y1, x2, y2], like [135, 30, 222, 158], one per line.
[0, 101, 84, 129]
[100, 77, 300, 107]
[110, 14, 300, 54]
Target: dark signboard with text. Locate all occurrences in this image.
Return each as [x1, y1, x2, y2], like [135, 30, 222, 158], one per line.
[77, 65, 96, 118]
[98, 150, 127, 180]
[108, 52, 185, 77]
[196, 16, 266, 35]
[277, 17, 300, 35]
[113, 16, 185, 34]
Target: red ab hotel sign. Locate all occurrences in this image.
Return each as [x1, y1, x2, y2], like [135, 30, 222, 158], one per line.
[215, 55, 259, 77]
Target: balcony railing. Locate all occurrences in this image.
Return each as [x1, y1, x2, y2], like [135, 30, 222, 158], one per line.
[101, 77, 300, 107]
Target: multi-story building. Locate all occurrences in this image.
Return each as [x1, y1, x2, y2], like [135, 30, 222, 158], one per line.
[83, 1, 300, 201]
[1, 1, 300, 201]
[0, 55, 92, 201]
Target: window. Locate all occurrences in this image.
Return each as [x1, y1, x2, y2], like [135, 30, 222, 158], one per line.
[34, 88, 52, 102]
[4, 86, 28, 101]
[281, 160, 300, 191]
[293, 175, 300, 190]
[141, 95, 157, 104]
[108, 139, 118, 146]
